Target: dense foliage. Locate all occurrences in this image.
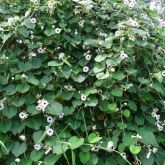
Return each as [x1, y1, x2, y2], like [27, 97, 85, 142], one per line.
[0, 0, 165, 164]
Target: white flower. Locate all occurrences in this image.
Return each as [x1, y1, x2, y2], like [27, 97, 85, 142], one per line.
[110, 68, 115, 72]
[149, 2, 161, 11]
[155, 115, 160, 121]
[146, 151, 151, 159]
[136, 134, 142, 139]
[0, 103, 4, 111]
[83, 66, 89, 72]
[19, 135, 26, 141]
[25, 10, 31, 17]
[46, 128, 54, 136]
[36, 105, 43, 111]
[55, 28, 62, 34]
[85, 54, 91, 60]
[48, 2, 55, 9]
[34, 144, 42, 151]
[29, 52, 37, 57]
[47, 116, 54, 123]
[92, 125, 96, 130]
[21, 74, 28, 79]
[37, 47, 45, 54]
[30, 0, 39, 4]
[107, 141, 114, 149]
[40, 99, 49, 107]
[30, 18, 36, 24]
[124, 0, 129, 5]
[152, 148, 158, 153]
[59, 112, 64, 119]
[44, 145, 52, 155]
[19, 112, 28, 120]
[157, 124, 163, 131]
[81, 94, 87, 101]
[91, 145, 99, 152]
[16, 39, 22, 43]
[15, 158, 21, 163]
[161, 70, 165, 77]
[120, 51, 128, 59]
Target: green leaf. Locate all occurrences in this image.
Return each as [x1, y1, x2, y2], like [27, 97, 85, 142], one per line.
[44, 154, 60, 165]
[99, 37, 113, 48]
[63, 106, 75, 116]
[18, 26, 29, 38]
[27, 76, 39, 86]
[128, 101, 137, 111]
[44, 28, 55, 36]
[11, 142, 27, 157]
[139, 128, 158, 146]
[0, 121, 12, 133]
[2, 107, 17, 119]
[6, 84, 17, 95]
[48, 101, 63, 116]
[112, 71, 125, 81]
[72, 74, 86, 83]
[84, 39, 98, 46]
[30, 150, 44, 162]
[111, 88, 123, 97]
[79, 151, 91, 164]
[85, 97, 98, 107]
[33, 131, 43, 144]
[68, 136, 84, 149]
[11, 97, 25, 107]
[16, 84, 30, 93]
[93, 63, 105, 73]
[53, 142, 69, 155]
[96, 72, 109, 79]
[48, 61, 63, 66]
[108, 103, 117, 111]
[94, 55, 107, 62]
[88, 133, 102, 143]
[123, 109, 130, 118]
[19, 159, 32, 165]
[129, 145, 141, 154]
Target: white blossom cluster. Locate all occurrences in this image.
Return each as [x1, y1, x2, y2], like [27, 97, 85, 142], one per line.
[36, 99, 49, 111]
[64, 84, 76, 91]
[7, 16, 19, 26]
[30, 0, 39, 4]
[151, 108, 165, 131]
[0, 55, 9, 61]
[123, 0, 137, 9]
[128, 18, 139, 27]
[72, 0, 93, 10]
[149, 0, 162, 12]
